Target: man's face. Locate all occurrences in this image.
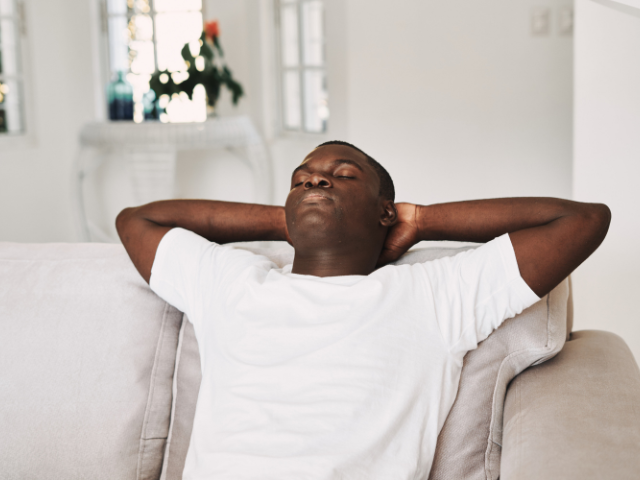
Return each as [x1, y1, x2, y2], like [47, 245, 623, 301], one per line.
[285, 144, 384, 246]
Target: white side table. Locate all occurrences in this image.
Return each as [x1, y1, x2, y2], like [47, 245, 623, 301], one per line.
[73, 116, 273, 242]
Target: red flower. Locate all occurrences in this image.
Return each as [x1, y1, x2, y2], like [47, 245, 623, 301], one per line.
[204, 20, 220, 40]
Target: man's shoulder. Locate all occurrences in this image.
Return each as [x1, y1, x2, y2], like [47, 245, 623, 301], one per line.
[390, 244, 479, 267]
[223, 242, 294, 270]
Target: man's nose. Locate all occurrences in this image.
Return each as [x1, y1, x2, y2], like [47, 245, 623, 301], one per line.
[304, 172, 331, 189]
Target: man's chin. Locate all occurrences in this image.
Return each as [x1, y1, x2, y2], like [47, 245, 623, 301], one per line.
[289, 207, 345, 241]
[295, 207, 335, 225]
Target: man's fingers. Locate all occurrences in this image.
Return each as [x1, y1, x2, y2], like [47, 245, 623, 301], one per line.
[376, 251, 393, 268]
[376, 247, 403, 268]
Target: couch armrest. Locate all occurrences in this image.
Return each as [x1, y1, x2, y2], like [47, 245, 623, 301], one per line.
[501, 330, 640, 480]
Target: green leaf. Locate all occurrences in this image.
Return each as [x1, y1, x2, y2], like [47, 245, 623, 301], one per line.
[149, 69, 179, 99]
[213, 36, 224, 57]
[228, 79, 244, 105]
[202, 67, 222, 106]
[179, 72, 198, 99]
[200, 40, 214, 61]
[181, 43, 194, 63]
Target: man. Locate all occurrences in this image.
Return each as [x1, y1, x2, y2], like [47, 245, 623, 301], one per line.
[116, 140, 610, 480]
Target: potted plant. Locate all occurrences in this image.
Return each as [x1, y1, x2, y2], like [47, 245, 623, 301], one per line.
[149, 20, 244, 119]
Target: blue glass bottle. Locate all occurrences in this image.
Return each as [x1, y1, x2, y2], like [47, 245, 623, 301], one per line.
[107, 71, 134, 121]
[142, 89, 158, 120]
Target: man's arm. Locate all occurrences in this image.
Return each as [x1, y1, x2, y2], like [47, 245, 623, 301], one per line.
[116, 200, 289, 284]
[378, 198, 611, 298]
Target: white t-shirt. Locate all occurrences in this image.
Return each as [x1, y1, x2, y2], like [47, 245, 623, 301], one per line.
[150, 228, 539, 480]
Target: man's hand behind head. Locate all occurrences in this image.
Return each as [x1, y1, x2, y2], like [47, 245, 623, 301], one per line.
[376, 203, 420, 268]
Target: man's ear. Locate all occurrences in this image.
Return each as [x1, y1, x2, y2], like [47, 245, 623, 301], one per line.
[380, 200, 398, 227]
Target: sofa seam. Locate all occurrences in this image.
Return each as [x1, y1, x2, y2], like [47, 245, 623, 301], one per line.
[484, 347, 554, 480]
[136, 302, 170, 480]
[484, 285, 559, 480]
[516, 373, 522, 478]
[158, 313, 188, 480]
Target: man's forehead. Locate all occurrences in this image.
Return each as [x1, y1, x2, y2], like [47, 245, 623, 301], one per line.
[299, 144, 368, 168]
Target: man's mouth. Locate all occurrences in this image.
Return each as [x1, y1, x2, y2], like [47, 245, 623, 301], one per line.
[300, 192, 332, 204]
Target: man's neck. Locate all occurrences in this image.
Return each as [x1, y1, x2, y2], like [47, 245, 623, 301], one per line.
[290, 243, 379, 277]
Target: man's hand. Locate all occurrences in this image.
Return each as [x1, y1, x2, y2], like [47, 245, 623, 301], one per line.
[396, 197, 610, 298]
[116, 200, 289, 284]
[377, 203, 420, 267]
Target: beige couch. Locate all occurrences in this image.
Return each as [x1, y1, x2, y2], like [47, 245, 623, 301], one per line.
[1, 241, 639, 480]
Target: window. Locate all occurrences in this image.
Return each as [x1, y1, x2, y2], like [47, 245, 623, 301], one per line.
[277, 0, 329, 134]
[103, 0, 205, 123]
[0, 0, 25, 135]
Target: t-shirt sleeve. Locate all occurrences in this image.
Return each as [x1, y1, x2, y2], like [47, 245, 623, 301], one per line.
[415, 233, 540, 356]
[149, 228, 210, 315]
[149, 227, 269, 335]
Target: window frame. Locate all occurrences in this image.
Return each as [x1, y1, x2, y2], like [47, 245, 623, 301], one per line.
[274, 0, 328, 135]
[0, 0, 34, 148]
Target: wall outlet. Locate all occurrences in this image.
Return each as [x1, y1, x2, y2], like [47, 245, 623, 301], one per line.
[531, 7, 551, 36]
[558, 6, 574, 36]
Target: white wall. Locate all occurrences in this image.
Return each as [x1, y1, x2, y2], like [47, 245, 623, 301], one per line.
[242, 0, 575, 207]
[573, 0, 640, 361]
[0, 0, 573, 242]
[344, 0, 573, 206]
[0, 0, 97, 242]
[203, 0, 575, 207]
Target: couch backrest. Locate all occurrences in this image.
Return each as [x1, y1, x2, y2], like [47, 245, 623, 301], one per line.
[0, 242, 183, 480]
[0, 241, 570, 480]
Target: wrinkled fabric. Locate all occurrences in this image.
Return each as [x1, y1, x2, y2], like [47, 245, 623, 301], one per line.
[151, 229, 539, 480]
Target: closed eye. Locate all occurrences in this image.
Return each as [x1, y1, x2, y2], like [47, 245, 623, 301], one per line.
[293, 176, 353, 187]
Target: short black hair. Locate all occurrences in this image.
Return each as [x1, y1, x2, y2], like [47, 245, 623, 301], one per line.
[315, 140, 395, 202]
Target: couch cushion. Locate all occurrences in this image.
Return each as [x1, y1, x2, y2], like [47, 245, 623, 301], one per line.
[159, 241, 569, 480]
[159, 316, 200, 480]
[0, 243, 183, 480]
[501, 330, 640, 480]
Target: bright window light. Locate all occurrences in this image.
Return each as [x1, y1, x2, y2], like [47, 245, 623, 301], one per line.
[277, 0, 328, 133]
[105, 0, 205, 123]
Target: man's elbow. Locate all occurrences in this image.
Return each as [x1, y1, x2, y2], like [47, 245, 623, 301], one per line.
[115, 207, 136, 237]
[584, 202, 612, 244]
